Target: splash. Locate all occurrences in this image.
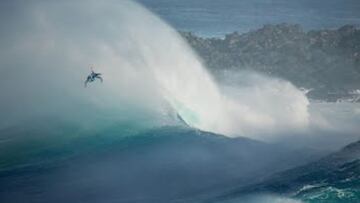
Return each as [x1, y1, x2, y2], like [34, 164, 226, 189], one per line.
[0, 0, 309, 140]
[220, 194, 303, 203]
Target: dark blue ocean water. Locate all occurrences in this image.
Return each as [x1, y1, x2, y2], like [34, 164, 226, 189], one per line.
[0, 126, 323, 203]
[137, 0, 360, 36]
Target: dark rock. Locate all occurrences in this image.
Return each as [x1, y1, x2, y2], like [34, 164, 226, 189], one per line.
[181, 24, 360, 102]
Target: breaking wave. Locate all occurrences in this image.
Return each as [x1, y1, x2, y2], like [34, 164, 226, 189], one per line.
[0, 0, 309, 140]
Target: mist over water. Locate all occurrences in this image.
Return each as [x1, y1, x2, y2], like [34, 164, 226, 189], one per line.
[0, 0, 318, 141]
[1, 1, 359, 202]
[216, 71, 310, 139]
[220, 194, 303, 203]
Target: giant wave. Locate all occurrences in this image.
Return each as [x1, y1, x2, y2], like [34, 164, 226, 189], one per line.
[0, 0, 310, 140]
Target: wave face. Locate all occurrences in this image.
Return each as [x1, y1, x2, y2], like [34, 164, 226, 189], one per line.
[0, 126, 321, 203]
[0, 0, 309, 139]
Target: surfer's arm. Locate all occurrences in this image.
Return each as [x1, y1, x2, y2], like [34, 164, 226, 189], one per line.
[97, 76, 103, 82]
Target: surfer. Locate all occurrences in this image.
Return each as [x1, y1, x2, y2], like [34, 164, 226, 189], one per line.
[85, 67, 103, 87]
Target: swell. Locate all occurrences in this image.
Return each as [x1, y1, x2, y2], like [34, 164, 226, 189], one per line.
[0, 126, 321, 203]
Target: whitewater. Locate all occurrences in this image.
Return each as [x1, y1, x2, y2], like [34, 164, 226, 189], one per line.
[0, 0, 310, 140]
[1, 2, 360, 203]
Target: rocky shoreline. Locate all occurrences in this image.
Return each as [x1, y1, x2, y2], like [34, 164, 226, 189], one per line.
[182, 24, 360, 102]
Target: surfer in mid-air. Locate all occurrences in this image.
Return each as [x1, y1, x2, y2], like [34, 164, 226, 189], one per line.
[85, 66, 103, 87]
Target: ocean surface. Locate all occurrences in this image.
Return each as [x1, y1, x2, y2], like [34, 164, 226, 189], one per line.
[0, 1, 359, 202]
[138, 0, 360, 36]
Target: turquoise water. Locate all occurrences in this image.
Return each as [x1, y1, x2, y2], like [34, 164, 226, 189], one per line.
[0, 1, 359, 202]
[297, 186, 360, 203]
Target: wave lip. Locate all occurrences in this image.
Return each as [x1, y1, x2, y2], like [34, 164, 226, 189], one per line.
[0, 0, 310, 141]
